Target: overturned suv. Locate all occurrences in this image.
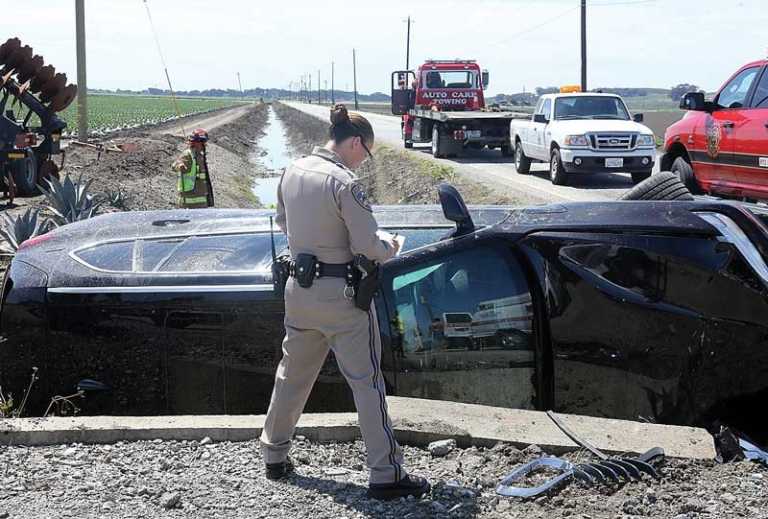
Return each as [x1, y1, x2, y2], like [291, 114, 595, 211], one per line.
[2, 184, 768, 442]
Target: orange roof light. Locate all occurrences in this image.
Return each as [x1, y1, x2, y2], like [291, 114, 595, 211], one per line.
[560, 85, 582, 93]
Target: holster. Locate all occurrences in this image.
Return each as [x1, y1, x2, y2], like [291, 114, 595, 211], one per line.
[292, 253, 318, 288]
[272, 253, 291, 296]
[353, 254, 380, 312]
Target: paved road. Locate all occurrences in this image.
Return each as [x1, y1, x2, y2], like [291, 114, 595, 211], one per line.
[285, 102, 661, 204]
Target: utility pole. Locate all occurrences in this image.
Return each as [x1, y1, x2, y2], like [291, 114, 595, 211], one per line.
[580, 0, 587, 92]
[308, 73, 312, 103]
[352, 48, 359, 110]
[331, 61, 335, 105]
[324, 80, 328, 105]
[237, 71, 244, 99]
[317, 69, 321, 104]
[405, 16, 412, 70]
[75, 0, 88, 139]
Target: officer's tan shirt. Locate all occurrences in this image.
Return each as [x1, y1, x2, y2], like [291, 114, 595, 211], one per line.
[276, 147, 394, 264]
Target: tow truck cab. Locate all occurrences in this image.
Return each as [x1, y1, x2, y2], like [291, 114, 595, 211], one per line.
[663, 59, 768, 201]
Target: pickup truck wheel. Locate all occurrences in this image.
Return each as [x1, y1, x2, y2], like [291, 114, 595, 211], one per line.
[11, 148, 39, 196]
[549, 149, 568, 185]
[671, 156, 701, 194]
[631, 171, 652, 184]
[514, 142, 531, 174]
[432, 126, 445, 158]
[620, 171, 694, 201]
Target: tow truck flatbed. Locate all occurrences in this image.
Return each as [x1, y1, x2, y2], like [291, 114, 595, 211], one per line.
[409, 109, 530, 122]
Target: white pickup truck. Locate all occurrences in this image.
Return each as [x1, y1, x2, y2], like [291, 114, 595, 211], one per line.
[510, 92, 656, 185]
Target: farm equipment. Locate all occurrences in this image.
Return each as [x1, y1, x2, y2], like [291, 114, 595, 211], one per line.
[0, 37, 76, 200]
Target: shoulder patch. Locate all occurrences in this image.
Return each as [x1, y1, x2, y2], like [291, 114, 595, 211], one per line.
[350, 183, 372, 212]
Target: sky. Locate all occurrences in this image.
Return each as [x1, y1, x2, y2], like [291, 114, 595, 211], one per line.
[7, 0, 768, 96]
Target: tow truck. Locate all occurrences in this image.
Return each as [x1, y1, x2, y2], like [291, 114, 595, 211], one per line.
[510, 86, 656, 185]
[663, 59, 768, 201]
[390, 60, 528, 158]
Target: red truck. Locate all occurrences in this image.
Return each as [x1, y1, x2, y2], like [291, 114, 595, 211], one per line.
[391, 60, 526, 158]
[663, 59, 768, 200]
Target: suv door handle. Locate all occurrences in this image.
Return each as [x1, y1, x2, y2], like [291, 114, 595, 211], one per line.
[722, 121, 734, 128]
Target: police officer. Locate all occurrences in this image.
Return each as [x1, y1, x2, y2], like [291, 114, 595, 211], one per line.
[260, 104, 430, 500]
[172, 128, 214, 208]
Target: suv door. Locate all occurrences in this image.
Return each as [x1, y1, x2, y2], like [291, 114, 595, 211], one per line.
[378, 239, 539, 410]
[697, 66, 761, 192]
[731, 65, 768, 199]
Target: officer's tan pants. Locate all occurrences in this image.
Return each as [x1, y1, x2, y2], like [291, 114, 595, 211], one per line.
[260, 277, 405, 484]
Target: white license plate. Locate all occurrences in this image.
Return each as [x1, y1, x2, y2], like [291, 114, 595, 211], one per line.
[465, 130, 481, 138]
[605, 158, 624, 168]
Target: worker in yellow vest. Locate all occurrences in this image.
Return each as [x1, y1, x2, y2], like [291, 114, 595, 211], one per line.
[172, 128, 214, 208]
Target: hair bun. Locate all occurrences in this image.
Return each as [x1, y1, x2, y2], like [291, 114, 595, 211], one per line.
[330, 104, 350, 126]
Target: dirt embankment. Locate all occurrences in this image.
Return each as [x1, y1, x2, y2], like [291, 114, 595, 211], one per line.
[273, 102, 522, 205]
[1, 104, 268, 216]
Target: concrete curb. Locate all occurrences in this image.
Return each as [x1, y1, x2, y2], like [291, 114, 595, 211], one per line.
[0, 397, 716, 459]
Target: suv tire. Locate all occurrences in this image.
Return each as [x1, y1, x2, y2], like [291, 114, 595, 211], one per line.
[671, 156, 700, 194]
[515, 141, 531, 174]
[549, 148, 568, 185]
[620, 171, 694, 201]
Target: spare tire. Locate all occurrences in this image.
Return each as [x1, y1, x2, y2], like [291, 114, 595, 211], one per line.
[620, 171, 694, 201]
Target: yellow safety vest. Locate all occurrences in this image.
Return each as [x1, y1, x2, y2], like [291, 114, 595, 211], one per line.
[177, 155, 209, 206]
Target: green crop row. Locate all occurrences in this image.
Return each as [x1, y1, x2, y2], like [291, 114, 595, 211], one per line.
[56, 94, 248, 136]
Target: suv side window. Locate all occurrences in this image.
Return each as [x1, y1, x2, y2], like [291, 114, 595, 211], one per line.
[384, 245, 537, 409]
[717, 66, 759, 109]
[542, 99, 553, 120]
[750, 68, 768, 108]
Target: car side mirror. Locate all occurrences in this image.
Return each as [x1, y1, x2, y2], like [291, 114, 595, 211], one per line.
[438, 183, 475, 237]
[533, 113, 548, 124]
[680, 91, 706, 111]
[482, 70, 489, 90]
[633, 113, 644, 123]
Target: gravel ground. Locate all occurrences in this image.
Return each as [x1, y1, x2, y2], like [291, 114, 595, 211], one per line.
[1, 437, 765, 519]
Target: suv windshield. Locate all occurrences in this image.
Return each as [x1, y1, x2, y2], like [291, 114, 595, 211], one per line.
[554, 96, 630, 120]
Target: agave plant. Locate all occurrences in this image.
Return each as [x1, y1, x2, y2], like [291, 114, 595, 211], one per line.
[38, 173, 101, 225]
[0, 208, 53, 253]
[102, 187, 130, 211]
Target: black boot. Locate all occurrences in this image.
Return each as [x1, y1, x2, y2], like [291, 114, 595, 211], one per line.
[265, 458, 294, 481]
[367, 474, 431, 500]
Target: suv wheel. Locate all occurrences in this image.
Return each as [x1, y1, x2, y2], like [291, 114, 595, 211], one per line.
[550, 149, 568, 185]
[671, 156, 700, 194]
[620, 171, 694, 201]
[515, 141, 531, 174]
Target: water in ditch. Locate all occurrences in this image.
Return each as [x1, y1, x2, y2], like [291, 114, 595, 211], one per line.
[251, 105, 292, 206]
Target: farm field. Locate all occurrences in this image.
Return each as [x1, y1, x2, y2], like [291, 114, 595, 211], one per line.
[57, 94, 249, 136]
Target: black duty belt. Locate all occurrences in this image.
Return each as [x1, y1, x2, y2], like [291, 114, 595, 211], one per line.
[289, 259, 356, 282]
